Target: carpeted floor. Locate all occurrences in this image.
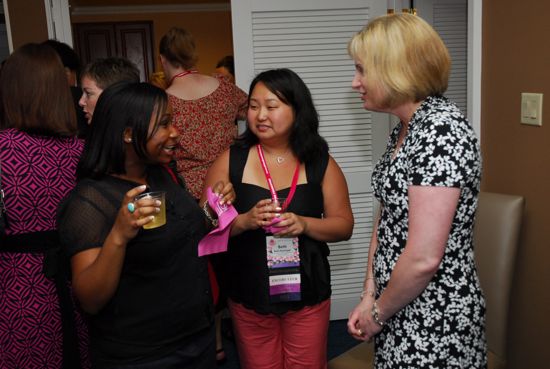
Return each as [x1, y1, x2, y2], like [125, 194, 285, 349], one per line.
[217, 318, 361, 368]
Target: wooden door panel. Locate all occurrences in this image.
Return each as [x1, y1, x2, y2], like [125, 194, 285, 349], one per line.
[73, 23, 116, 64]
[115, 22, 154, 82]
[73, 21, 154, 82]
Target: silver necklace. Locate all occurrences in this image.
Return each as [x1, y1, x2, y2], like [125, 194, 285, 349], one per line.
[273, 149, 289, 165]
[264, 147, 289, 165]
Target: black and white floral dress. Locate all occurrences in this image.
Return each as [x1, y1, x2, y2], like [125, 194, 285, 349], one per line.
[371, 96, 487, 368]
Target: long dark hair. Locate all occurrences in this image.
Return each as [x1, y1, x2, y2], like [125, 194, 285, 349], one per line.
[77, 82, 168, 179]
[0, 43, 77, 135]
[237, 68, 328, 164]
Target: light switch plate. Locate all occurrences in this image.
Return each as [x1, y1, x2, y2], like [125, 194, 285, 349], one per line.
[521, 93, 543, 126]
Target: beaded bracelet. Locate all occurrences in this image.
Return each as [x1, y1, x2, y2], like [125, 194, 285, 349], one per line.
[202, 201, 219, 227]
[372, 300, 385, 327]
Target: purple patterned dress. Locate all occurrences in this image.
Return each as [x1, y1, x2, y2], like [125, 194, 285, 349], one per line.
[0, 128, 90, 369]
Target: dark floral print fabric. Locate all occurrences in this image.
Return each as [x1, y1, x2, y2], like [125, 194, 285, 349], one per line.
[371, 96, 487, 368]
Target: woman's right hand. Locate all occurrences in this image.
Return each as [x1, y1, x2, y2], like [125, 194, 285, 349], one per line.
[241, 198, 280, 231]
[212, 180, 236, 205]
[111, 185, 160, 243]
[347, 297, 378, 342]
[71, 184, 161, 314]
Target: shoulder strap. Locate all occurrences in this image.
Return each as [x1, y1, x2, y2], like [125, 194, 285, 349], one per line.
[229, 145, 248, 185]
[305, 151, 329, 185]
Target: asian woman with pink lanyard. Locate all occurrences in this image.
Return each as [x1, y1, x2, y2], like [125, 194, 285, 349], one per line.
[202, 68, 354, 369]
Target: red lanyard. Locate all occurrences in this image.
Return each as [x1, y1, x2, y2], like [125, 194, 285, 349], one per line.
[256, 144, 300, 211]
[168, 70, 197, 86]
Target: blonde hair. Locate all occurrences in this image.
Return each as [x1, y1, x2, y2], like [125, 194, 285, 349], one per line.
[159, 27, 198, 69]
[348, 13, 450, 108]
[149, 71, 167, 90]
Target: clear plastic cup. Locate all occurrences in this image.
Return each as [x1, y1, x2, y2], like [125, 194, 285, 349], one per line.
[135, 191, 166, 229]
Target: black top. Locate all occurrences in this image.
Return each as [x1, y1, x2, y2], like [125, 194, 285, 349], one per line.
[58, 165, 214, 366]
[226, 145, 331, 315]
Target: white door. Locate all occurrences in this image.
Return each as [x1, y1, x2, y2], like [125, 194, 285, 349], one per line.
[231, 0, 388, 320]
[416, 0, 468, 115]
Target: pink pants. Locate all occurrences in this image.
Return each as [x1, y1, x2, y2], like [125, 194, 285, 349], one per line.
[228, 299, 330, 369]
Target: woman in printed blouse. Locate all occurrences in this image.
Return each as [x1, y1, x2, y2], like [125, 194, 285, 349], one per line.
[159, 27, 248, 201]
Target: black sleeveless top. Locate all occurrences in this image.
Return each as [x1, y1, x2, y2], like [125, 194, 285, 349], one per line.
[226, 145, 331, 315]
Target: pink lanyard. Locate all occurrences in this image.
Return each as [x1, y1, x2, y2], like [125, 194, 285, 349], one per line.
[168, 70, 197, 86]
[256, 144, 300, 211]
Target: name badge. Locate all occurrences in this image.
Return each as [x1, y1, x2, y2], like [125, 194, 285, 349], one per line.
[266, 235, 301, 302]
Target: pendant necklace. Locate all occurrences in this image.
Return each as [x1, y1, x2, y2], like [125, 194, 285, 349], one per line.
[271, 149, 289, 165]
[168, 70, 197, 86]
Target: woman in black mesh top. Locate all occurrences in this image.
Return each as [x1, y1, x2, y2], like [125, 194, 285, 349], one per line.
[58, 81, 233, 369]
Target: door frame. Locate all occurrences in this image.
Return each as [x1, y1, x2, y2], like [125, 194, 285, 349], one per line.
[43, 0, 73, 46]
[38, 1, 482, 138]
[468, 0, 482, 136]
[2, 1, 13, 53]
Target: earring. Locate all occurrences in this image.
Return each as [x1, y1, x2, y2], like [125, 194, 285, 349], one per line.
[125, 138, 132, 143]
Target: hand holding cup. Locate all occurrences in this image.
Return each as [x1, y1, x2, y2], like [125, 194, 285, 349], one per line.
[133, 191, 166, 229]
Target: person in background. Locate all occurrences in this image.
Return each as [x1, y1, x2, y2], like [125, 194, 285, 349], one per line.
[214, 55, 235, 84]
[42, 39, 88, 138]
[42, 39, 80, 87]
[203, 68, 354, 369]
[346, 13, 486, 368]
[58, 81, 235, 369]
[79, 57, 140, 124]
[159, 27, 248, 201]
[160, 29, 247, 364]
[151, 48, 228, 365]
[0, 43, 90, 369]
[211, 53, 238, 364]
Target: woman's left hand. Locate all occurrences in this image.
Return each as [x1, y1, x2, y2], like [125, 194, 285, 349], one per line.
[347, 299, 383, 342]
[271, 212, 308, 237]
[212, 181, 235, 205]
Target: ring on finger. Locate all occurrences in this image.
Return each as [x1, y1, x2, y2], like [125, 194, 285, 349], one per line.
[127, 202, 136, 213]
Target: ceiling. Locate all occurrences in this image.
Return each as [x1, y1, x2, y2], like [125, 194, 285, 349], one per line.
[69, 0, 229, 6]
